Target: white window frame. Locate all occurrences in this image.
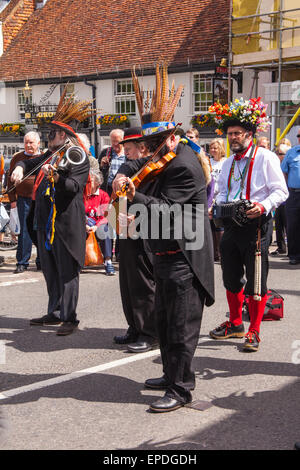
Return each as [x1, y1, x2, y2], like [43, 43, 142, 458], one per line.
[114, 79, 136, 115]
[192, 73, 213, 114]
[17, 88, 32, 121]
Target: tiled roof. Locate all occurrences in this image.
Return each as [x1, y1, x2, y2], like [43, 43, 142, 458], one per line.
[0, 0, 35, 52]
[0, 0, 230, 82]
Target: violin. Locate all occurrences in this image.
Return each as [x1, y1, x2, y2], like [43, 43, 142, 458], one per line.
[113, 122, 182, 200]
[107, 123, 181, 234]
[117, 150, 176, 196]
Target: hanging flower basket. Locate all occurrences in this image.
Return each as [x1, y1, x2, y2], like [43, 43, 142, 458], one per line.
[0, 123, 25, 136]
[96, 114, 130, 129]
[190, 114, 217, 133]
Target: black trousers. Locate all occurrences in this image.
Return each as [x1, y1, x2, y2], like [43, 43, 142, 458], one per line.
[153, 253, 205, 403]
[37, 230, 81, 323]
[285, 191, 300, 261]
[220, 218, 271, 297]
[119, 238, 156, 340]
[274, 204, 287, 252]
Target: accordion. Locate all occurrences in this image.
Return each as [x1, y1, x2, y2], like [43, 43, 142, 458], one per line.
[212, 200, 253, 227]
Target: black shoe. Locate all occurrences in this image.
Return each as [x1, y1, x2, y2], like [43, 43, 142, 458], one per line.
[0, 256, 4, 267]
[56, 322, 78, 336]
[30, 314, 62, 326]
[270, 249, 286, 256]
[209, 321, 245, 340]
[14, 265, 27, 274]
[243, 330, 260, 352]
[149, 394, 187, 413]
[145, 376, 170, 390]
[289, 259, 300, 265]
[113, 327, 138, 344]
[295, 442, 300, 450]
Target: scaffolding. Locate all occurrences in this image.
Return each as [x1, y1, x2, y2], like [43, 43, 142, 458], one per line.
[229, 0, 300, 147]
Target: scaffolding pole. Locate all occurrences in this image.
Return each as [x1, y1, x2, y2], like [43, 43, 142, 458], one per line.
[277, 0, 283, 136]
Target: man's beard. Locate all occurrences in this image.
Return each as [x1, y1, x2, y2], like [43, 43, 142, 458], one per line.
[48, 140, 65, 152]
[230, 137, 251, 154]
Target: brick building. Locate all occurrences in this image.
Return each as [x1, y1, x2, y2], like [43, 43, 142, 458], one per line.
[0, 0, 238, 157]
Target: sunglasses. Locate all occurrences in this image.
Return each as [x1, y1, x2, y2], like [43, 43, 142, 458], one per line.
[297, 135, 300, 138]
[278, 152, 285, 156]
[48, 129, 58, 140]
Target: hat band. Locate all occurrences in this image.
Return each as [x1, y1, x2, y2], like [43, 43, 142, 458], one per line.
[142, 121, 175, 136]
[123, 133, 142, 141]
[51, 121, 77, 136]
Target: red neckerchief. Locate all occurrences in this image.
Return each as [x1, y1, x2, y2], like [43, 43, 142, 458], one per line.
[234, 141, 253, 161]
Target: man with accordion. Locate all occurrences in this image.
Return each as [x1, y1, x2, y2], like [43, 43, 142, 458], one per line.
[209, 98, 288, 351]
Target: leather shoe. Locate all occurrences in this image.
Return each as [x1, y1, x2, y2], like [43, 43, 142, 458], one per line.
[127, 339, 158, 353]
[144, 376, 170, 390]
[56, 322, 78, 336]
[113, 327, 138, 344]
[149, 395, 186, 413]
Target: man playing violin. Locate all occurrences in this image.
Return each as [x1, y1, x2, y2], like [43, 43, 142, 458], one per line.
[113, 116, 215, 413]
[11, 120, 90, 336]
[112, 127, 157, 353]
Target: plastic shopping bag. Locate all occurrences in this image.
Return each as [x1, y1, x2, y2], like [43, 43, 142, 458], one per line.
[0, 203, 9, 231]
[84, 231, 103, 266]
[9, 206, 20, 235]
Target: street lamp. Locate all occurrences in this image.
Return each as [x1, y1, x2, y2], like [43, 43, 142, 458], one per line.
[22, 80, 32, 123]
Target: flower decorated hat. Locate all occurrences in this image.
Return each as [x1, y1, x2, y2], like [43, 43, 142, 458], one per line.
[209, 97, 271, 135]
[132, 62, 184, 140]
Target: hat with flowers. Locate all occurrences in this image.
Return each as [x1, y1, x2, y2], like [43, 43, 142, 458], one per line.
[208, 97, 271, 135]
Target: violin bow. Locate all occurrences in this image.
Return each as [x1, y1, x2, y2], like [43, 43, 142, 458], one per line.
[2, 140, 71, 197]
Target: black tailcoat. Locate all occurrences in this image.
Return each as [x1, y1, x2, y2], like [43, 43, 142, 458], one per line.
[118, 142, 215, 307]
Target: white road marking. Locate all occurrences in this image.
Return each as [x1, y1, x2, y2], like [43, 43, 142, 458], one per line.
[0, 278, 39, 287]
[0, 349, 160, 400]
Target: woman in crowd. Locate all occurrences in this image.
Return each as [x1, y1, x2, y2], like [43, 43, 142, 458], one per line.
[84, 170, 115, 275]
[209, 138, 226, 261]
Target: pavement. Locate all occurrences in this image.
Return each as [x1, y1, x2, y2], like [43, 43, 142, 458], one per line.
[0, 243, 299, 452]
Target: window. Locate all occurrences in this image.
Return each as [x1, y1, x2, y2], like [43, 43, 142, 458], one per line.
[114, 79, 136, 115]
[17, 89, 32, 121]
[60, 83, 74, 99]
[192, 74, 213, 113]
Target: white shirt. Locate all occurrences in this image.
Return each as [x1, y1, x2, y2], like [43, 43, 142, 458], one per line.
[216, 146, 289, 214]
[210, 157, 226, 198]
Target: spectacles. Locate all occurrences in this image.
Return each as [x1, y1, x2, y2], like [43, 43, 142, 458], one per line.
[227, 131, 246, 137]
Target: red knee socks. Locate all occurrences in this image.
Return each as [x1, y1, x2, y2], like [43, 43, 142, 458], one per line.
[226, 289, 244, 326]
[247, 295, 267, 334]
